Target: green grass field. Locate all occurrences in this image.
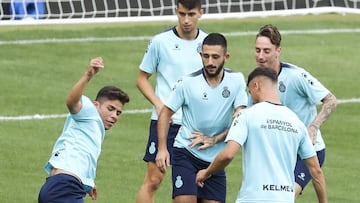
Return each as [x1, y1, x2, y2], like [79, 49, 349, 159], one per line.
[0, 14, 359, 202]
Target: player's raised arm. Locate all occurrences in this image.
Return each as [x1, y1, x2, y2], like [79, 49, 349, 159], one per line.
[66, 57, 104, 114]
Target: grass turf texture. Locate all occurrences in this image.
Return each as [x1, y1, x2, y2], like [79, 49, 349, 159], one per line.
[0, 14, 359, 202]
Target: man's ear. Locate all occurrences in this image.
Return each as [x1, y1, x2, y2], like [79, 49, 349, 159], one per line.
[93, 101, 100, 109]
[199, 8, 204, 16]
[224, 53, 230, 61]
[276, 46, 282, 58]
[254, 80, 261, 92]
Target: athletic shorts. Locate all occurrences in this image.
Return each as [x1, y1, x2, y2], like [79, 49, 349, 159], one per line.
[38, 173, 86, 203]
[142, 120, 181, 162]
[172, 147, 226, 203]
[295, 148, 326, 191]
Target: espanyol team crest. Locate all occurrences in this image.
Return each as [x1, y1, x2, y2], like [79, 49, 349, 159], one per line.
[278, 81, 286, 92]
[222, 87, 230, 98]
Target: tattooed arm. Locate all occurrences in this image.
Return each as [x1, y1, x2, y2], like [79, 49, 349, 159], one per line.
[308, 93, 337, 143]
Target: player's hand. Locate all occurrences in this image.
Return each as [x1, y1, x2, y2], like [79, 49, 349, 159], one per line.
[188, 131, 216, 150]
[155, 149, 170, 173]
[88, 184, 97, 200]
[196, 169, 209, 188]
[86, 57, 104, 78]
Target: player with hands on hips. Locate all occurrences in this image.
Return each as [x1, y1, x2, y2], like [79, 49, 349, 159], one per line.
[156, 33, 248, 203]
[135, 0, 208, 202]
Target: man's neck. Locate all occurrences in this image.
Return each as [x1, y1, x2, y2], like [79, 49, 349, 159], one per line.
[175, 26, 198, 40]
[204, 70, 224, 88]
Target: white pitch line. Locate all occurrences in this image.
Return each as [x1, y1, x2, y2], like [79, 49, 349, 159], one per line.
[336, 98, 360, 104]
[0, 98, 359, 121]
[0, 109, 152, 121]
[0, 28, 360, 45]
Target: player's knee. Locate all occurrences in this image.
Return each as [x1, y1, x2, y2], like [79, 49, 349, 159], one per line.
[148, 175, 163, 190]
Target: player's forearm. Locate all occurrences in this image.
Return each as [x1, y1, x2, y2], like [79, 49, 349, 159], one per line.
[311, 93, 337, 128]
[157, 122, 170, 150]
[214, 128, 229, 143]
[66, 72, 92, 112]
[306, 157, 327, 203]
[311, 170, 327, 203]
[205, 150, 233, 177]
[157, 108, 173, 150]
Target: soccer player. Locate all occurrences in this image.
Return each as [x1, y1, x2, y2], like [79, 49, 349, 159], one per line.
[156, 33, 248, 203]
[254, 24, 337, 198]
[38, 57, 130, 203]
[135, 0, 207, 202]
[196, 67, 328, 203]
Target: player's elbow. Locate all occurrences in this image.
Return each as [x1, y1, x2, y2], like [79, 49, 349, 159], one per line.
[323, 92, 337, 109]
[221, 152, 236, 163]
[311, 166, 323, 177]
[136, 71, 151, 90]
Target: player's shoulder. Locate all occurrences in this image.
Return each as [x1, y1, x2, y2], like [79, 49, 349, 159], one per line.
[198, 29, 208, 38]
[224, 68, 245, 79]
[282, 62, 310, 72]
[280, 62, 313, 79]
[151, 27, 175, 40]
[186, 68, 203, 78]
[172, 69, 202, 90]
[281, 62, 310, 77]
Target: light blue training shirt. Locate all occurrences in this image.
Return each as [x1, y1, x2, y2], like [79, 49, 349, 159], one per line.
[278, 62, 330, 151]
[226, 101, 316, 203]
[166, 68, 248, 163]
[139, 27, 207, 125]
[44, 95, 105, 192]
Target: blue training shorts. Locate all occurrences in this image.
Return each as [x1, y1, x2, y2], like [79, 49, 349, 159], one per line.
[142, 120, 180, 162]
[295, 148, 326, 191]
[172, 147, 226, 203]
[38, 173, 86, 203]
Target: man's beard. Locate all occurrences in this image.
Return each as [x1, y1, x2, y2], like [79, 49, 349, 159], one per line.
[204, 60, 225, 78]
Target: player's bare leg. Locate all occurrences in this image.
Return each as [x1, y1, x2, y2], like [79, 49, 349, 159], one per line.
[295, 183, 302, 199]
[136, 162, 165, 203]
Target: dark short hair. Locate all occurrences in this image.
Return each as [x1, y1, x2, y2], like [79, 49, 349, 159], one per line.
[247, 67, 278, 86]
[95, 86, 130, 105]
[177, 0, 202, 10]
[202, 33, 227, 53]
[256, 24, 281, 47]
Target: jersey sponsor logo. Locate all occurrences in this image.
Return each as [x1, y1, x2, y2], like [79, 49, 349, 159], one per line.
[202, 92, 208, 100]
[278, 81, 286, 92]
[263, 184, 294, 192]
[222, 86, 230, 98]
[173, 43, 180, 50]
